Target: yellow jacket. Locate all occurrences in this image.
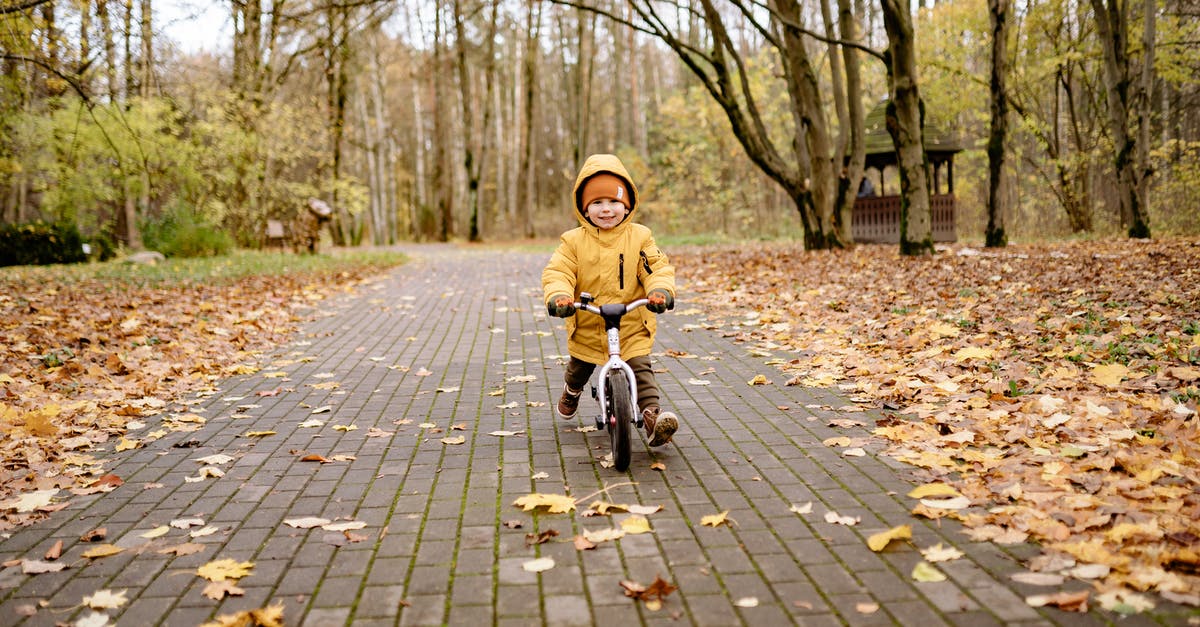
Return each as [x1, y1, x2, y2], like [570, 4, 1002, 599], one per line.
[542, 154, 676, 365]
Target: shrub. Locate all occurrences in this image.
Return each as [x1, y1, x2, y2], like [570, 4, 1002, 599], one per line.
[0, 222, 88, 267]
[141, 205, 234, 258]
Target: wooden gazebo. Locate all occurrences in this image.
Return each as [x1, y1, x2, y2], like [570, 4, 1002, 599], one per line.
[851, 102, 963, 243]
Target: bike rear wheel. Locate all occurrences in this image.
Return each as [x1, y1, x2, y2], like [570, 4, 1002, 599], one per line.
[606, 370, 634, 471]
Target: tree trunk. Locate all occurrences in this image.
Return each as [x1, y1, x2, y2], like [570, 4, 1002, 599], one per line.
[80, 0, 93, 95]
[139, 0, 152, 98]
[985, 0, 1009, 247]
[98, 0, 118, 102]
[881, 0, 933, 255]
[518, 0, 540, 238]
[433, 0, 452, 241]
[836, 0, 866, 245]
[1090, 0, 1152, 238]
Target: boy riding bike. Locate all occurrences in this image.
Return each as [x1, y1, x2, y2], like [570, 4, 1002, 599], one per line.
[542, 154, 679, 447]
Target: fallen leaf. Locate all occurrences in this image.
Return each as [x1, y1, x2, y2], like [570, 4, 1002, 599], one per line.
[747, 374, 771, 385]
[196, 558, 254, 582]
[44, 540, 62, 560]
[920, 543, 964, 562]
[284, 517, 332, 529]
[81, 545, 123, 559]
[0, 489, 58, 513]
[139, 526, 171, 539]
[82, 589, 128, 609]
[1011, 572, 1065, 586]
[1091, 363, 1129, 388]
[573, 535, 597, 550]
[855, 602, 879, 614]
[513, 493, 576, 514]
[907, 483, 962, 499]
[332, 424, 357, 432]
[322, 521, 367, 532]
[911, 561, 946, 582]
[583, 527, 626, 543]
[650, 461, 666, 471]
[198, 603, 284, 627]
[734, 597, 759, 607]
[700, 510, 732, 527]
[522, 557, 555, 573]
[867, 525, 912, 552]
[824, 511, 859, 526]
[1025, 590, 1089, 612]
[440, 436, 466, 445]
[22, 559, 67, 574]
[202, 580, 246, 601]
[525, 529, 559, 546]
[242, 430, 276, 438]
[621, 516, 652, 534]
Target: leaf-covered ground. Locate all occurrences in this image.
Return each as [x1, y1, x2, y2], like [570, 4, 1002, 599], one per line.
[674, 238, 1200, 607]
[0, 258, 396, 530]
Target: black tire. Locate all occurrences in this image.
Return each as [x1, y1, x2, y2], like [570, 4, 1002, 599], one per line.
[606, 370, 634, 472]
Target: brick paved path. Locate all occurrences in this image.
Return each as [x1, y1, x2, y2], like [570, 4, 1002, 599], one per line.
[1, 245, 1105, 626]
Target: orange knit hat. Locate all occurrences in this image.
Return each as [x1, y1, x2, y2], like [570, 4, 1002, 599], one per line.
[580, 173, 631, 210]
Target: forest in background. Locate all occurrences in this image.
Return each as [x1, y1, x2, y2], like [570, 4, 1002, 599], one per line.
[1, 0, 1198, 254]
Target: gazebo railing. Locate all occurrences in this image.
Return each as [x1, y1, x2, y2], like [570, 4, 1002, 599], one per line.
[851, 194, 956, 243]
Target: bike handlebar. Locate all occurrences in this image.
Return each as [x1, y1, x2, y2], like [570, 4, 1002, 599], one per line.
[574, 298, 649, 316]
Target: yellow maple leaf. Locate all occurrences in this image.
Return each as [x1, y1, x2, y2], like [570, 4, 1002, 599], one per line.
[621, 516, 652, 534]
[83, 589, 128, 609]
[81, 544, 123, 559]
[928, 322, 960, 338]
[242, 430, 276, 438]
[115, 437, 140, 451]
[906, 483, 961, 499]
[512, 493, 576, 514]
[700, 510, 732, 527]
[867, 525, 912, 552]
[1091, 363, 1129, 388]
[196, 558, 255, 582]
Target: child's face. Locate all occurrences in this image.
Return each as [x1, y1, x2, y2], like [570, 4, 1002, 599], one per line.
[586, 198, 628, 230]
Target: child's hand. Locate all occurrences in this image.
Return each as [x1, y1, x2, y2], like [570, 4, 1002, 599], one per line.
[547, 294, 575, 317]
[646, 289, 674, 313]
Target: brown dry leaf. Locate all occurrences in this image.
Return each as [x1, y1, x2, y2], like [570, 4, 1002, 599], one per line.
[573, 535, 597, 551]
[525, 529, 559, 546]
[202, 580, 246, 601]
[199, 603, 285, 627]
[619, 575, 677, 608]
[1025, 590, 1089, 612]
[44, 540, 62, 560]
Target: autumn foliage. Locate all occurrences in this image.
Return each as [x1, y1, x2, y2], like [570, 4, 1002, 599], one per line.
[0, 262, 393, 529]
[677, 238, 1200, 603]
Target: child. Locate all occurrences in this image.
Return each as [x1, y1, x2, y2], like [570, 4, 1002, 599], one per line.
[542, 154, 679, 446]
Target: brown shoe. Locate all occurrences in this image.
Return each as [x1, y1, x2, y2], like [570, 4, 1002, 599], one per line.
[642, 407, 678, 447]
[556, 385, 582, 420]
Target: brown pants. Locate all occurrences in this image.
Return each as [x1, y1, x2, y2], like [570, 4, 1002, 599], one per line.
[564, 355, 659, 413]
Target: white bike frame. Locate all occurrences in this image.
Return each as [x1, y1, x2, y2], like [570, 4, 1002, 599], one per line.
[574, 295, 648, 429]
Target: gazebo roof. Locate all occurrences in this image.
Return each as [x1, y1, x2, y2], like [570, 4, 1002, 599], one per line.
[862, 100, 964, 159]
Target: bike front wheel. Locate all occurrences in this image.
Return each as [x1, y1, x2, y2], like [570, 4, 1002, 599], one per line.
[606, 370, 634, 471]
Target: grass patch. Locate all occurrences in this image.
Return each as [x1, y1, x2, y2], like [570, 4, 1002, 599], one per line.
[0, 248, 407, 287]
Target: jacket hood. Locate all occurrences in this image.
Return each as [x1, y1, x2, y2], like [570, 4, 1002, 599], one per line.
[571, 154, 639, 228]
